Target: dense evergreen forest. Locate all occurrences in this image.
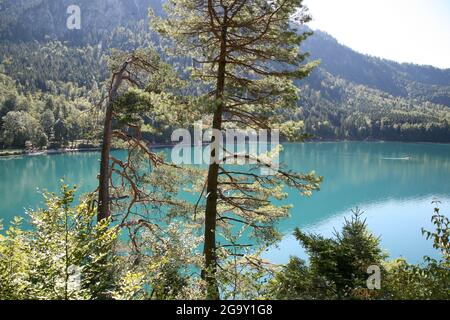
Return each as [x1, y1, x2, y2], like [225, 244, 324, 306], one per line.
[0, 0, 449, 150]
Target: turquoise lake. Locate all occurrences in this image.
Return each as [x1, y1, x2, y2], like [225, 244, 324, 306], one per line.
[1, 142, 449, 264]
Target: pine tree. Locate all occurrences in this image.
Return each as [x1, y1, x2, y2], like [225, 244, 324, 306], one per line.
[97, 50, 161, 221]
[152, 0, 321, 299]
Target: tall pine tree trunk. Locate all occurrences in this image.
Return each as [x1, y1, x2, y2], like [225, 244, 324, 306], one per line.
[202, 6, 228, 300]
[97, 62, 128, 222]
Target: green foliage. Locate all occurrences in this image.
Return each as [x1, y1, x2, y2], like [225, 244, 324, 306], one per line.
[0, 70, 103, 149]
[0, 184, 119, 300]
[382, 258, 449, 300]
[268, 257, 331, 300]
[109, 162, 207, 300]
[268, 210, 385, 299]
[0, 217, 30, 300]
[215, 248, 275, 300]
[111, 271, 146, 300]
[267, 208, 450, 300]
[128, 222, 204, 300]
[422, 205, 450, 262]
[296, 69, 450, 142]
[2, 111, 47, 148]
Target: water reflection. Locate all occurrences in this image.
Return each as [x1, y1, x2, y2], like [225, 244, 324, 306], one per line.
[0, 142, 449, 263]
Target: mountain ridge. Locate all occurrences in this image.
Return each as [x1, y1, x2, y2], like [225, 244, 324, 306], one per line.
[0, 0, 449, 145]
[302, 29, 450, 105]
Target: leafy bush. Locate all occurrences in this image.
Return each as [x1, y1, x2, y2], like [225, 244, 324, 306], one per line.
[0, 183, 119, 300]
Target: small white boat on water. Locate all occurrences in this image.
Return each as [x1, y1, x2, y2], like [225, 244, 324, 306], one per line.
[381, 156, 411, 160]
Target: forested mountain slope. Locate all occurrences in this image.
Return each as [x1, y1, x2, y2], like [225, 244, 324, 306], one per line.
[303, 31, 450, 100]
[0, 0, 449, 147]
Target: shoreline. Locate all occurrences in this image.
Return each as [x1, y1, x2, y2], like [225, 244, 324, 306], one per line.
[0, 147, 102, 158]
[0, 143, 188, 158]
[1, 140, 449, 158]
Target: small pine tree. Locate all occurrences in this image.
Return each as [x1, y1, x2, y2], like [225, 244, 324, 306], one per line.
[269, 210, 386, 299]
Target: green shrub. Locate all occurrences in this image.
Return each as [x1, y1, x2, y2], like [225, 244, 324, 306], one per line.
[0, 184, 119, 300]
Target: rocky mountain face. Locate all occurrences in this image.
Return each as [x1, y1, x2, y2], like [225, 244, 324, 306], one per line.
[0, 0, 161, 42]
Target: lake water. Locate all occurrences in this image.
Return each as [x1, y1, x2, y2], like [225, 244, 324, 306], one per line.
[1, 142, 449, 264]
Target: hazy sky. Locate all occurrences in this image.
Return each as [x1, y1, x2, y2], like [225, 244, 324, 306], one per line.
[304, 0, 450, 69]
